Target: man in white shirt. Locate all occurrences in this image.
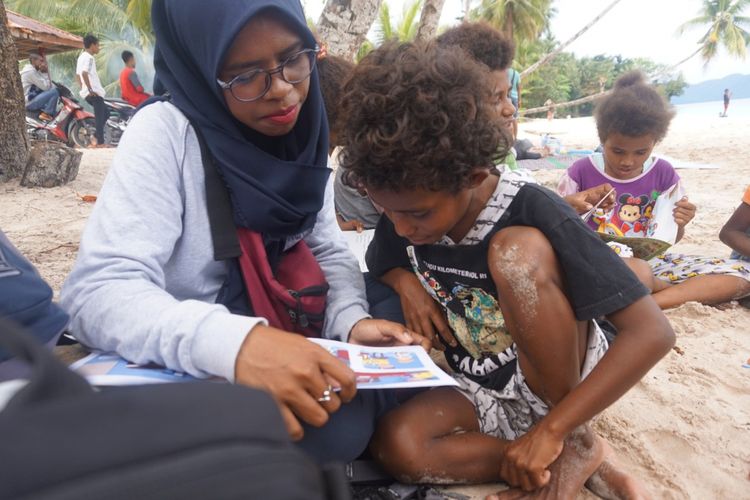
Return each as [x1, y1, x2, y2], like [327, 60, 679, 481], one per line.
[76, 34, 109, 147]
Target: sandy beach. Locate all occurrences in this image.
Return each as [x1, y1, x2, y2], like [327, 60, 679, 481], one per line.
[1, 110, 748, 499]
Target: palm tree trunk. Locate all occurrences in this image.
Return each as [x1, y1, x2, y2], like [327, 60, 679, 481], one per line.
[317, 0, 384, 61]
[651, 46, 702, 80]
[520, 0, 623, 78]
[519, 89, 611, 117]
[462, 0, 471, 21]
[415, 0, 446, 41]
[0, 0, 29, 182]
[503, 4, 514, 41]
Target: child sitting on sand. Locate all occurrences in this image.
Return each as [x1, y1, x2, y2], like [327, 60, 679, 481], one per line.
[720, 185, 750, 262]
[558, 71, 750, 309]
[339, 40, 674, 499]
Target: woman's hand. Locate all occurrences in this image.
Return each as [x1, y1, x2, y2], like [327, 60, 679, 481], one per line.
[564, 183, 615, 214]
[234, 324, 357, 440]
[348, 318, 431, 351]
[673, 196, 696, 227]
[381, 268, 456, 350]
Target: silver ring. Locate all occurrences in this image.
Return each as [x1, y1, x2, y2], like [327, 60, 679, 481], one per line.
[317, 384, 333, 403]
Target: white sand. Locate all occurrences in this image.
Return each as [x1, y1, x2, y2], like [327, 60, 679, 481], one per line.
[1, 111, 748, 498]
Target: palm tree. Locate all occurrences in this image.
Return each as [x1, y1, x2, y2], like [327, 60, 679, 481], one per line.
[520, 0, 624, 77]
[675, 0, 750, 67]
[317, 0, 383, 60]
[415, 0, 445, 41]
[0, 0, 29, 181]
[6, 0, 154, 95]
[471, 0, 552, 43]
[374, 0, 423, 45]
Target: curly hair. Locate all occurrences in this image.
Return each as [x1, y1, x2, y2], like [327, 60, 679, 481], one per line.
[338, 40, 510, 194]
[317, 55, 355, 137]
[595, 70, 675, 143]
[436, 21, 515, 71]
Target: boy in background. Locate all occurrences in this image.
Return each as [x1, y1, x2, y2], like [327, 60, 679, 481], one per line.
[76, 34, 108, 147]
[119, 50, 151, 107]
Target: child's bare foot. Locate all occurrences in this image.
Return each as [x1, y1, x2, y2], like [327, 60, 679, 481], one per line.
[486, 426, 605, 500]
[585, 441, 650, 499]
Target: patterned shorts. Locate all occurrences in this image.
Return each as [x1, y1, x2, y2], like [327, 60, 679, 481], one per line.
[453, 321, 608, 440]
[649, 253, 750, 297]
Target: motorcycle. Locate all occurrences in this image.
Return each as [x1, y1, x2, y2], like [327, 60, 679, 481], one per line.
[25, 84, 136, 148]
[25, 84, 97, 148]
[102, 98, 135, 146]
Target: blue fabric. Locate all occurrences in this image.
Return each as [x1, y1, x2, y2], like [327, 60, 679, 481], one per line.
[364, 272, 405, 325]
[150, 0, 330, 239]
[0, 230, 68, 367]
[297, 389, 398, 464]
[25, 88, 59, 115]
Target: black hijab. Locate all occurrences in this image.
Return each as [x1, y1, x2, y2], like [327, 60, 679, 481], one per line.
[151, 0, 330, 239]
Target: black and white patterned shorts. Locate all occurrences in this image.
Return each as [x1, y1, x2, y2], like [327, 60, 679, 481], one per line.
[453, 321, 608, 440]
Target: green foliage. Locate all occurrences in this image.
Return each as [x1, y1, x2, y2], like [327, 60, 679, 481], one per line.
[516, 34, 687, 117]
[373, 0, 424, 45]
[470, 0, 553, 44]
[678, 0, 750, 64]
[7, 0, 154, 97]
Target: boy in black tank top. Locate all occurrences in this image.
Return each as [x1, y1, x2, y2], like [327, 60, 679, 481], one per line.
[338, 40, 675, 499]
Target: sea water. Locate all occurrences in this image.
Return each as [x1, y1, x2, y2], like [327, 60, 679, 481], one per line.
[673, 97, 750, 118]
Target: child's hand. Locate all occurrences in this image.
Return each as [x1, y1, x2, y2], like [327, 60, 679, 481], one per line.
[499, 422, 564, 491]
[394, 271, 456, 350]
[338, 219, 365, 232]
[564, 183, 615, 214]
[673, 196, 696, 227]
[348, 319, 432, 351]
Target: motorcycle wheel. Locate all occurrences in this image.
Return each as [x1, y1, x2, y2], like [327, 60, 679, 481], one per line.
[69, 118, 97, 148]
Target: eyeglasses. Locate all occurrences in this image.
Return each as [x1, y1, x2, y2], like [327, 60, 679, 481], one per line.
[217, 46, 319, 102]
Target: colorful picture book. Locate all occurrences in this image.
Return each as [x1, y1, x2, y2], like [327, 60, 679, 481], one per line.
[70, 352, 205, 386]
[340, 229, 374, 272]
[71, 340, 458, 390]
[309, 339, 458, 389]
[594, 182, 684, 260]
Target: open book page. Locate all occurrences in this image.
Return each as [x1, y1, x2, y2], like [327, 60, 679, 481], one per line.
[340, 229, 374, 272]
[70, 352, 209, 386]
[595, 182, 685, 260]
[310, 338, 458, 389]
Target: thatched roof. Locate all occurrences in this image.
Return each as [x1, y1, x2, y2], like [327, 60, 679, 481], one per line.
[7, 9, 82, 58]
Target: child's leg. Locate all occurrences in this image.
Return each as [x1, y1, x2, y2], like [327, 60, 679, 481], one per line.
[371, 387, 509, 483]
[489, 226, 643, 499]
[622, 257, 662, 292]
[652, 274, 750, 309]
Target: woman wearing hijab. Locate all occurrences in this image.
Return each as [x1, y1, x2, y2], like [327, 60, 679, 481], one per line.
[60, 0, 425, 464]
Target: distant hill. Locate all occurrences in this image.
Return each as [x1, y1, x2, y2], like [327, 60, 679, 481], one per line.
[671, 73, 750, 104]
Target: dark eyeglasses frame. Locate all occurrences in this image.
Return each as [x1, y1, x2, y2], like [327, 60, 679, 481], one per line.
[216, 46, 320, 102]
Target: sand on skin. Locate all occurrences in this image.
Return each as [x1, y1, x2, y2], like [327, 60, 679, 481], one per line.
[1, 111, 748, 499]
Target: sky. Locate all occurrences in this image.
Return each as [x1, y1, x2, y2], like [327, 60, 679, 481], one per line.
[303, 0, 750, 84]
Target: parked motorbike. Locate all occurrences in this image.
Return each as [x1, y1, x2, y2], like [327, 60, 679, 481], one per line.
[102, 98, 135, 146]
[25, 84, 96, 148]
[25, 84, 136, 148]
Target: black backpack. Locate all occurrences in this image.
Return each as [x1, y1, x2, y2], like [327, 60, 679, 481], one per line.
[0, 317, 351, 500]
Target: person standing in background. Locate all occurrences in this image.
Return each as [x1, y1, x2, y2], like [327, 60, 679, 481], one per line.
[545, 98, 555, 121]
[722, 88, 731, 117]
[119, 50, 151, 107]
[508, 67, 521, 138]
[76, 34, 109, 147]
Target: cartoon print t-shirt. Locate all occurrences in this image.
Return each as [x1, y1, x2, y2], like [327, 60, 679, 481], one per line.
[558, 154, 681, 238]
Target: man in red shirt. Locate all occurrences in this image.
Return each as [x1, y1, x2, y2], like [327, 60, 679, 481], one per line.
[119, 51, 150, 106]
